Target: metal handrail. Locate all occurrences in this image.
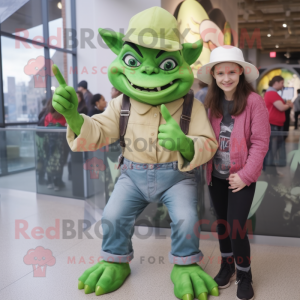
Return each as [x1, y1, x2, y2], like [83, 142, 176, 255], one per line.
[0, 127, 67, 132]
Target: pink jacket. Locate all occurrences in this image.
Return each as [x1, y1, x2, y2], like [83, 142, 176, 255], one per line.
[206, 92, 271, 186]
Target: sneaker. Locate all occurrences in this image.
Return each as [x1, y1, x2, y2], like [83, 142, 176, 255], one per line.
[54, 185, 61, 191]
[214, 256, 236, 288]
[235, 268, 254, 300]
[47, 183, 54, 189]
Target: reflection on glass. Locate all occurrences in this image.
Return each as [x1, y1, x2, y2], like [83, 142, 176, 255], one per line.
[5, 130, 35, 172]
[1, 0, 43, 38]
[48, 0, 72, 49]
[1, 36, 46, 123]
[49, 49, 74, 91]
[201, 131, 300, 238]
[1, 128, 300, 237]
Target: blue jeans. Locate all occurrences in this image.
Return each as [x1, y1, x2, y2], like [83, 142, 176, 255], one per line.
[101, 158, 203, 265]
[263, 124, 284, 170]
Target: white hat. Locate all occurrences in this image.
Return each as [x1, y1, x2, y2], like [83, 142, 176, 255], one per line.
[197, 46, 259, 84]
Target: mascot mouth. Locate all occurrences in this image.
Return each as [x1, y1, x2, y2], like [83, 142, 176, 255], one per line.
[126, 77, 178, 92]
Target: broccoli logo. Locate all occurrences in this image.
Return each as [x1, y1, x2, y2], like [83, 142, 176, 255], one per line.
[23, 246, 56, 277]
[83, 157, 106, 179]
[24, 56, 54, 88]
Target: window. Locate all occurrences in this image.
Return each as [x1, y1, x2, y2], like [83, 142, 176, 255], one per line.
[48, 0, 72, 49]
[0, 0, 77, 126]
[2, 36, 46, 123]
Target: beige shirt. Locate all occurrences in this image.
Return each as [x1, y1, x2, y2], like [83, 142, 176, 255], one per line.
[67, 94, 218, 172]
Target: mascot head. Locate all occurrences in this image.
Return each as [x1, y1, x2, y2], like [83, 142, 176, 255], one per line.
[99, 6, 203, 105]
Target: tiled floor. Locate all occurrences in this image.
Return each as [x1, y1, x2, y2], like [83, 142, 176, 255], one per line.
[0, 188, 299, 300]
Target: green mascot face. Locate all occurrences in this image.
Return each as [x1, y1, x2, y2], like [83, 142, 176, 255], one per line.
[98, 23, 202, 106]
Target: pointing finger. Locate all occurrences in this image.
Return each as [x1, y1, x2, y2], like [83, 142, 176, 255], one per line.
[160, 104, 172, 123]
[52, 64, 66, 87]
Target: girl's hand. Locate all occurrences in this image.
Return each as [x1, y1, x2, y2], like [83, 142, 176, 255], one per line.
[228, 173, 246, 193]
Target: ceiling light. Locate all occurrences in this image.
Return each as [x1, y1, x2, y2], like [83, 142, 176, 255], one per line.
[275, 45, 279, 48]
[284, 52, 291, 59]
[57, 2, 62, 9]
[283, 23, 287, 28]
[267, 34, 271, 37]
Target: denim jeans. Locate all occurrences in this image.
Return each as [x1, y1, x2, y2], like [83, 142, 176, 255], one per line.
[101, 158, 203, 265]
[263, 124, 284, 170]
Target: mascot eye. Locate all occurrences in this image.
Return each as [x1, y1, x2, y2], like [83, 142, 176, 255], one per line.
[159, 59, 177, 71]
[123, 55, 141, 67]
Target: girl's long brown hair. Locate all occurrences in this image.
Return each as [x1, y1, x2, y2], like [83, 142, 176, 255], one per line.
[204, 65, 255, 118]
[47, 98, 64, 120]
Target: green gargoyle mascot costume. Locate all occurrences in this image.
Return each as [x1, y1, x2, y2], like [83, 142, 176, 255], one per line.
[52, 6, 219, 300]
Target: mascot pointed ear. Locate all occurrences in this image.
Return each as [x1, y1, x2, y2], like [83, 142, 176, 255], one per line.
[98, 28, 125, 55]
[182, 39, 203, 65]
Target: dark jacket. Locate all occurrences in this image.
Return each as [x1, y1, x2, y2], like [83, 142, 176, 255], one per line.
[88, 107, 104, 117]
[84, 90, 93, 110]
[78, 101, 88, 115]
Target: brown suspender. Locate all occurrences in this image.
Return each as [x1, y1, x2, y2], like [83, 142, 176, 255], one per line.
[117, 90, 194, 168]
[180, 89, 194, 135]
[119, 94, 131, 148]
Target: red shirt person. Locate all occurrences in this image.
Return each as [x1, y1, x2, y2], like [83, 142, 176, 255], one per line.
[263, 75, 293, 175]
[44, 113, 66, 127]
[264, 76, 292, 127]
[44, 100, 67, 127]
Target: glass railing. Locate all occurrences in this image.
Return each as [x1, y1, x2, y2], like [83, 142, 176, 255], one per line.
[0, 127, 300, 238]
[0, 127, 120, 214]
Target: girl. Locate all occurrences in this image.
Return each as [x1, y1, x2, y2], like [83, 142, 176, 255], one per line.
[198, 46, 270, 300]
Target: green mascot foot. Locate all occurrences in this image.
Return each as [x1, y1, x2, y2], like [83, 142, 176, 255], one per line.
[171, 264, 219, 300]
[78, 260, 131, 296]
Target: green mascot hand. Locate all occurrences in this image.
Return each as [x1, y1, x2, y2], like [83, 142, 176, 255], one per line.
[158, 104, 195, 162]
[52, 64, 84, 136]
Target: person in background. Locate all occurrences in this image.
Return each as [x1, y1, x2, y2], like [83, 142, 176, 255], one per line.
[77, 80, 93, 110]
[293, 89, 300, 130]
[88, 94, 107, 116]
[195, 80, 208, 104]
[111, 86, 122, 99]
[263, 76, 293, 175]
[44, 102, 67, 127]
[76, 91, 88, 115]
[44, 102, 68, 191]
